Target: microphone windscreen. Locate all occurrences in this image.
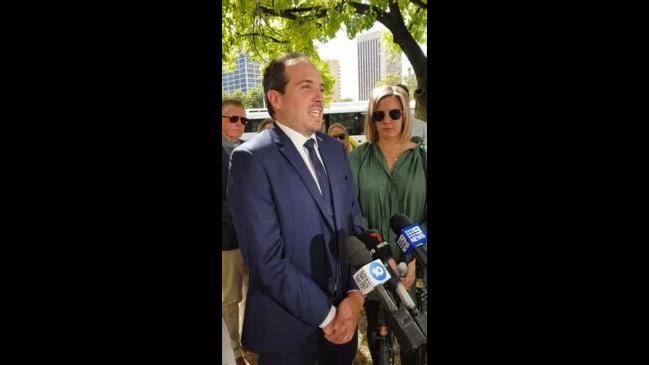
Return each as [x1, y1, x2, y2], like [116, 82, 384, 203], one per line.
[397, 262, 408, 277]
[344, 236, 373, 267]
[356, 232, 392, 261]
[389, 214, 413, 234]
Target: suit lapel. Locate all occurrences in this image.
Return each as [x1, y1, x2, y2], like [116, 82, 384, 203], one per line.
[272, 127, 335, 231]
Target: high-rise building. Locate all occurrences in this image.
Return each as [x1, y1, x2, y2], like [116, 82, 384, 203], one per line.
[326, 59, 341, 101]
[357, 31, 402, 101]
[222, 54, 262, 94]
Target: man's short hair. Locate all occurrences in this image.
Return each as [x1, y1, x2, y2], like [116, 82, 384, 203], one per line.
[262, 53, 310, 119]
[222, 99, 244, 113]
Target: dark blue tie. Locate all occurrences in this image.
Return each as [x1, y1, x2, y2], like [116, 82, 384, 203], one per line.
[303, 139, 331, 202]
[304, 138, 337, 299]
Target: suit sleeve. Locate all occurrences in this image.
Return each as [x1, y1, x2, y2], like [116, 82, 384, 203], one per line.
[222, 149, 233, 227]
[222, 200, 233, 226]
[346, 183, 364, 292]
[347, 157, 365, 236]
[347, 147, 369, 233]
[344, 148, 365, 292]
[227, 147, 332, 328]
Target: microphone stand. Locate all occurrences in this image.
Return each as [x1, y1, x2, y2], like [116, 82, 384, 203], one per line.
[414, 273, 427, 365]
[374, 308, 393, 365]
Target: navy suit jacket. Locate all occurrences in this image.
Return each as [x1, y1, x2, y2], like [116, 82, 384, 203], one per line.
[227, 125, 364, 353]
[221, 146, 239, 250]
[222, 139, 247, 250]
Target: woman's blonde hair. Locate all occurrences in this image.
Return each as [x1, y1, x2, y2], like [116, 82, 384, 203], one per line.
[363, 85, 412, 144]
[256, 118, 274, 132]
[327, 123, 352, 152]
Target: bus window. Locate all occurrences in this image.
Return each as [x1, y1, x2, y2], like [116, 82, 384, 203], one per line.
[325, 112, 366, 136]
[245, 120, 264, 133]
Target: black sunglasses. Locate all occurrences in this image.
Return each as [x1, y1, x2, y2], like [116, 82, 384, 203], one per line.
[372, 109, 403, 122]
[333, 133, 347, 140]
[222, 115, 249, 125]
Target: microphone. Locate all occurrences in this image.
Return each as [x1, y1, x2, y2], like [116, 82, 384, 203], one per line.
[397, 262, 408, 277]
[345, 236, 397, 311]
[390, 214, 427, 267]
[350, 259, 399, 312]
[355, 233, 427, 337]
[356, 232, 417, 309]
[352, 260, 391, 295]
[345, 235, 373, 267]
[344, 236, 426, 351]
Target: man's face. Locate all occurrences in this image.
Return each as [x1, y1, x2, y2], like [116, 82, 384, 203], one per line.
[273, 61, 324, 136]
[221, 105, 246, 141]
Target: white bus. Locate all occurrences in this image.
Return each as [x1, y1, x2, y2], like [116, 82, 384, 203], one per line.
[242, 101, 368, 144]
[242, 100, 416, 145]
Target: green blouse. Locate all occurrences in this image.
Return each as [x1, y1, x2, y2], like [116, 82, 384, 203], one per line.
[348, 140, 427, 261]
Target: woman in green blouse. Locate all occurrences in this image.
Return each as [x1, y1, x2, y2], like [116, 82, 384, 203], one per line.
[348, 85, 426, 365]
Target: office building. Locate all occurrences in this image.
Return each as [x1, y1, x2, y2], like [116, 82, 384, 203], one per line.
[222, 54, 262, 94]
[357, 31, 401, 101]
[326, 59, 341, 101]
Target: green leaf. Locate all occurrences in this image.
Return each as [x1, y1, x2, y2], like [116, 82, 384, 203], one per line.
[222, 0, 428, 117]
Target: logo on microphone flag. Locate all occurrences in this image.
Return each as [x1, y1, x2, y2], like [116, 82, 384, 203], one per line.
[369, 261, 387, 281]
[353, 259, 391, 295]
[397, 224, 427, 255]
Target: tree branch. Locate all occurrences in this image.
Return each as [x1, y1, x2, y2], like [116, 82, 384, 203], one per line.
[238, 32, 289, 44]
[347, 1, 388, 21]
[258, 5, 328, 20]
[258, 6, 297, 19]
[410, 0, 428, 10]
[388, 0, 405, 24]
[259, 9, 286, 38]
[284, 6, 320, 13]
[407, 5, 423, 33]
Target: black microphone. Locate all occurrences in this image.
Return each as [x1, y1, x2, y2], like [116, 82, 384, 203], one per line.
[356, 232, 416, 307]
[390, 214, 427, 267]
[344, 236, 426, 351]
[345, 237, 399, 312]
[355, 232, 427, 337]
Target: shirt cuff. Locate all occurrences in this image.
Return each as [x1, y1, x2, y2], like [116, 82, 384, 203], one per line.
[318, 306, 336, 328]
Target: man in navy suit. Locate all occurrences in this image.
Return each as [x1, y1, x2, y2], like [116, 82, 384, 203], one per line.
[227, 53, 365, 365]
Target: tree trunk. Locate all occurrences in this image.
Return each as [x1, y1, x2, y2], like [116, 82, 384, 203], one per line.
[378, 4, 427, 121]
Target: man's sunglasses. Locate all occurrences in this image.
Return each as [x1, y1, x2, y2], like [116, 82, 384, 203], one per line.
[222, 115, 249, 125]
[332, 133, 347, 140]
[372, 109, 403, 122]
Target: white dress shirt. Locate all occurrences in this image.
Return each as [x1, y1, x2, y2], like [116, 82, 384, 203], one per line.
[275, 121, 328, 194]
